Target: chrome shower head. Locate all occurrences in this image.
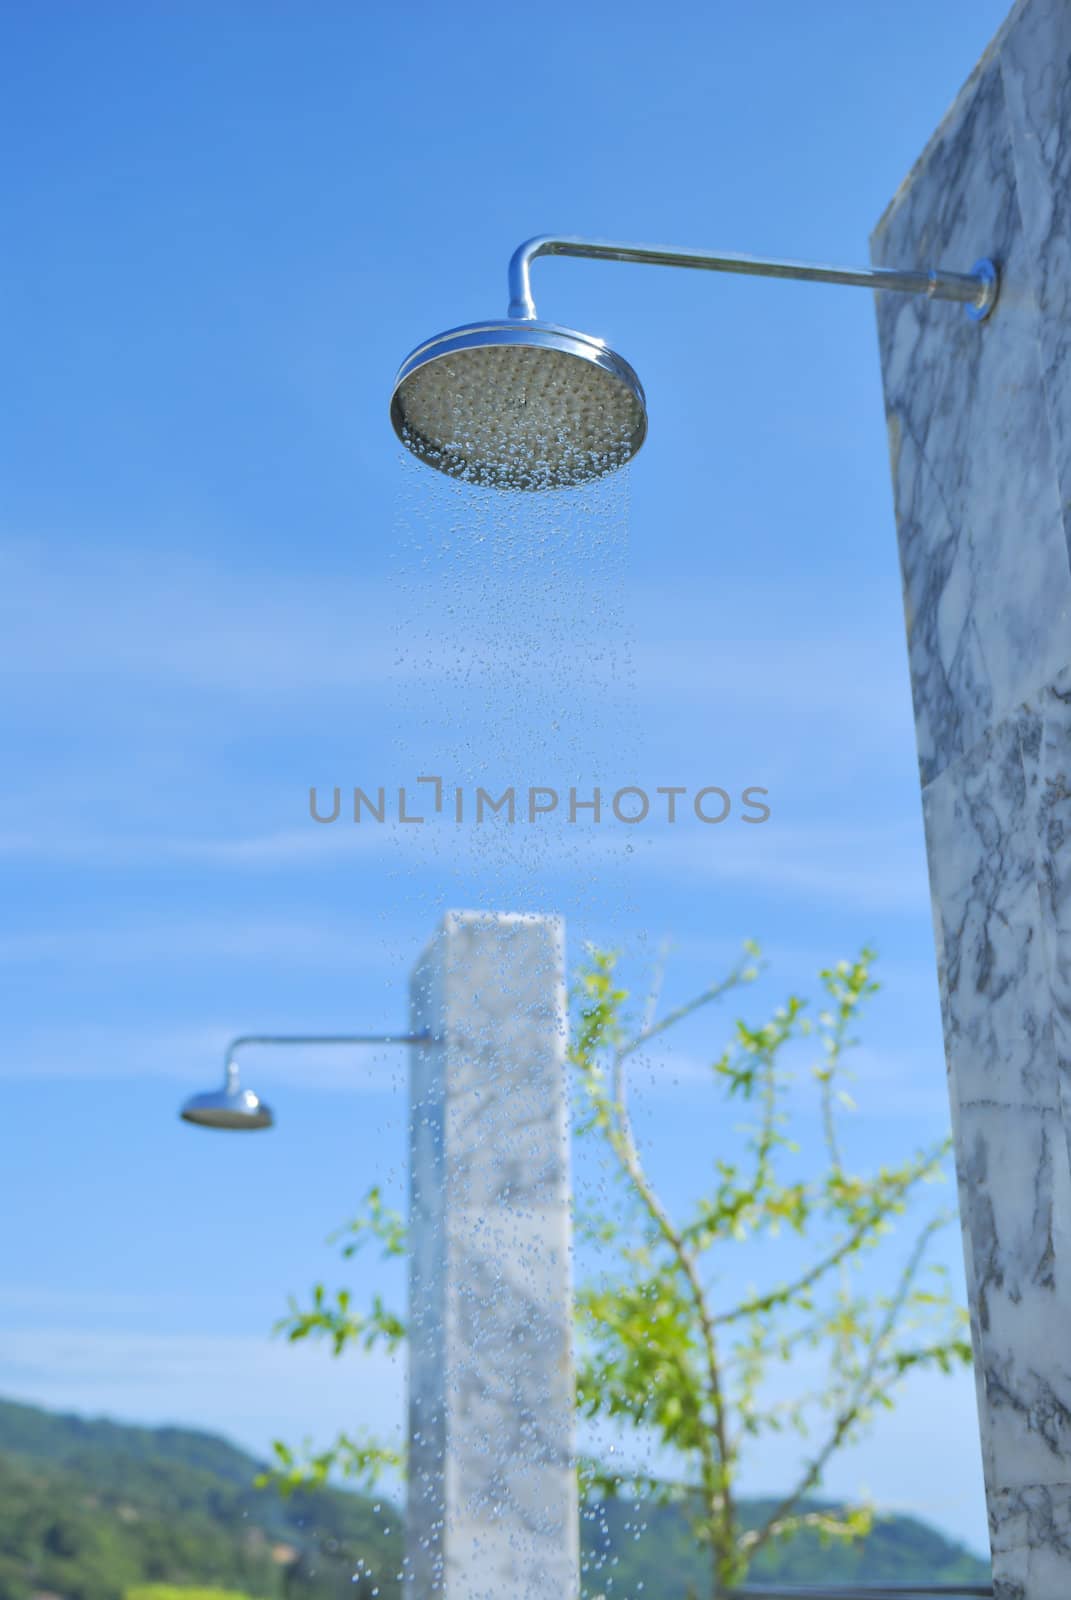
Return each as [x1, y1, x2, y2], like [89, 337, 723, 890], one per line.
[391, 234, 999, 492]
[180, 1060, 273, 1130]
[390, 319, 647, 491]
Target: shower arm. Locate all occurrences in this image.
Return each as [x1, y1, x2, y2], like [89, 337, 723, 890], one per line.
[506, 234, 999, 323]
[222, 1031, 433, 1086]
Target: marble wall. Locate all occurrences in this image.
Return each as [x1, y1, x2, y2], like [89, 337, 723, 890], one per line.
[872, 2, 1071, 1593]
[405, 911, 578, 1600]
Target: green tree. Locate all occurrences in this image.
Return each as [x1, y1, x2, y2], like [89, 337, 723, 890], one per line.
[262, 944, 971, 1598]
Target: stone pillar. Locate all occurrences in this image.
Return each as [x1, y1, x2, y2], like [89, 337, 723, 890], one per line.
[872, 3, 1071, 1593]
[405, 911, 578, 1600]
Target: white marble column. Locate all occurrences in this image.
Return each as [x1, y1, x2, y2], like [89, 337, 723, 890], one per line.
[872, 3, 1071, 1594]
[405, 911, 578, 1600]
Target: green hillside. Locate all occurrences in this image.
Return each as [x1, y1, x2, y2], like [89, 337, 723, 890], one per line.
[0, 1399, 400, 1600]
[0, 1396, 990, 1599]
[582, 1493, 991, 1594]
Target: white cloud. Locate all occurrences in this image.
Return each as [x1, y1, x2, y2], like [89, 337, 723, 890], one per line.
[0, 915, 405, 967]
[0, 813, 932, 914]
[0, 1324, 405, 1485]
[0, 537, 914, 744]
[604, 819, 932, 913]
[1, 1019, 415, 1091]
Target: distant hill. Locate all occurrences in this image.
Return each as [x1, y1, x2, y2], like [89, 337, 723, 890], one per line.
[0, 1398, 400, 1600]
[0, 1395, 990, 1599]
[582, 1492, 990, 1594]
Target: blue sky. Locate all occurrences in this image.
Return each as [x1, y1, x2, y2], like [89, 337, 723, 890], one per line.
[0, 0, 1015, 1561]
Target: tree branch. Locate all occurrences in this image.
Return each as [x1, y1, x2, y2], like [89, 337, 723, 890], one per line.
[615, 952, 759, 1066]
[742, 1211, 945, 1563]
[711, 1142, 949, 1328]
[607, 1030, 745, 1557]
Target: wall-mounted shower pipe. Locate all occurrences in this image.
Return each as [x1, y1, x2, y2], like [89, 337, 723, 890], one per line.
[506, 234, 999, 323]
[180, 1031, 434, 1130]
[392, 229, 1000, 490]
[223, 1031, 432, 1066]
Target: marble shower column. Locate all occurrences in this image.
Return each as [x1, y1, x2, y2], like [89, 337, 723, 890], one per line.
[872, 2, 1071, 1594]
[405, 911, 578, 1600]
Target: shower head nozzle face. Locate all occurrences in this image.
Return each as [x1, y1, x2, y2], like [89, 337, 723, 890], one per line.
[180, 1082, 274, 1130]
[390, 321, 647, 491]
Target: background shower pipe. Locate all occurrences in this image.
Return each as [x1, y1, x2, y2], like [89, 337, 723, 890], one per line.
[180, 1032, 433, 1130]
[223, 1031, 432, 1063]
[506, 234, 1000, 323]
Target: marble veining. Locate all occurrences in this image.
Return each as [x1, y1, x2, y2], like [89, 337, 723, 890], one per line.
[1001, 1, 1071, 572]
[922, 710, 1059, 1114]
[873, 57, 1071, 791]
[406, 913, 577, 1600]
[873, 3, 1071, 1592]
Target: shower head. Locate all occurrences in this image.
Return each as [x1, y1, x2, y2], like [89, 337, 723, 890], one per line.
[180, 1060, 273, 1131]
[391, 234, 999, 492]
[177, 1034, 429, 1132]
[390, 319, 648, 491]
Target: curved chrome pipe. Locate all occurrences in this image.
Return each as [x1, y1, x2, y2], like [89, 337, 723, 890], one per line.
[224, 1031, 432, 1066]
[180, 1033, 435, 1131]
[507, 234, 999, 323]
